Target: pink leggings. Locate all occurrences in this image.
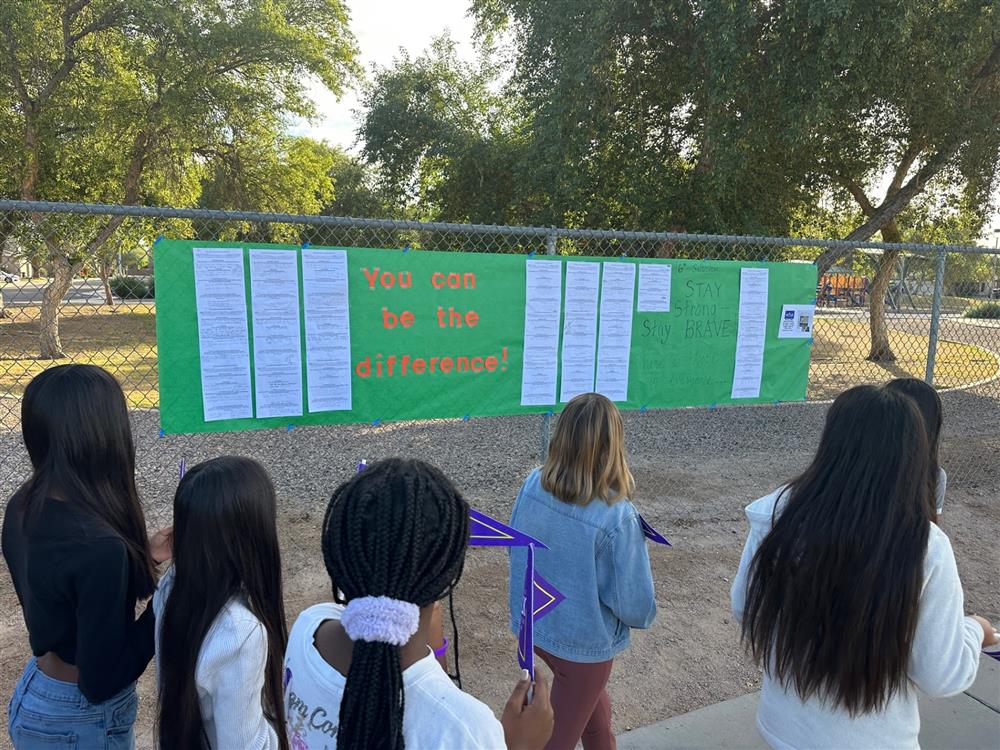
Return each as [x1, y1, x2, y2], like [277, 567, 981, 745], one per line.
[536, 647, 616, 750]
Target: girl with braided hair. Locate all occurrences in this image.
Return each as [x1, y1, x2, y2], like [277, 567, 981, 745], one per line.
[283, 457, 554, 750]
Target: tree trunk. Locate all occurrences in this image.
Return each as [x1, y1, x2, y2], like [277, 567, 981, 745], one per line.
[0, 218, 9, 320]
[99, 259, 115, 307]
[866, 247, 901, 362]
[814, 144, 960, 276]
[864, 220, 906, 362]
[39, 256, 77, 360]
[21, 113, 41, 201]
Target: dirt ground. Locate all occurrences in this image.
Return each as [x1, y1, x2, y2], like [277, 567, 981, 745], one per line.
[1, 401, 998, 749]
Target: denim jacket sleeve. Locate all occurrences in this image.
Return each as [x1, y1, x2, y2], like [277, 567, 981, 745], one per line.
[595, 507, 656, 629]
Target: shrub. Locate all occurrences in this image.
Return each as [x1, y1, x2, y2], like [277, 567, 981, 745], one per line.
[963, 301, 1000, 319]
[110, 275, 154, 300]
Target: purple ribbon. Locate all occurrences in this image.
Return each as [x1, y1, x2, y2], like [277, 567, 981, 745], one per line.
[532, 570, 565, 622]
[469, 508, 548, 548]
[639, 514, 671, 546]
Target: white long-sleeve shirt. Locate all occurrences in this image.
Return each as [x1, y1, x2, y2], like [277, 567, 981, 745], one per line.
[935, 467, 947, 515]
[731, 488, 982, 750]
[153, 567, 280, 750]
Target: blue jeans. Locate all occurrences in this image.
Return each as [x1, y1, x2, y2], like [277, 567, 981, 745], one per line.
[7, 658, 138, 749]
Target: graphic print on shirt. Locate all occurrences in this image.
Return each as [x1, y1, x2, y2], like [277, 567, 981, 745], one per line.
[284, 670, 343, 750]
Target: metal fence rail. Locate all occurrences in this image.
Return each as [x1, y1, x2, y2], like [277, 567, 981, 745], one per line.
[3, 200, 1000, 526]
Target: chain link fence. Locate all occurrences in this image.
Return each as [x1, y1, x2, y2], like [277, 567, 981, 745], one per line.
[2, 201, 1000, 529]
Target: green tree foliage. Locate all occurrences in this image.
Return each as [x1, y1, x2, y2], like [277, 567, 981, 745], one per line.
[323, 150, 389, 219]
[471, 0, 1000, 360]
[198, 133, 340, 243]
[359, 35, 539, 225]
[0, 0, 357, 356]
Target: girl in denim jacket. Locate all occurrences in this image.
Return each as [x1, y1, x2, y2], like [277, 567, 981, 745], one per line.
[508, 393, 656, 750]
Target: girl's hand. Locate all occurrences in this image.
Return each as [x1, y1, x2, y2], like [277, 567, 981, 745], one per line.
[501, 670, 553, 750]
[150, 526, 173, 564]
[970, 615, 998, 647]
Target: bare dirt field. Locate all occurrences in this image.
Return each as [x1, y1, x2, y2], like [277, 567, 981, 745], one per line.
[2, 400, 997, 749]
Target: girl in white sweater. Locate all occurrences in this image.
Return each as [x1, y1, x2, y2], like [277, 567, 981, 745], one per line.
[154, 457, 288, 750]
[885, 377, 947, 523]
[731, 385, 996, 750]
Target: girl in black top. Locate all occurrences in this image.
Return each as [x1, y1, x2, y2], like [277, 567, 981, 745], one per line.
[3, 364, 171, 749]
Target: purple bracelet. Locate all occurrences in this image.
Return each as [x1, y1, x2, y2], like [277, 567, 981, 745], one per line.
[433, 637, 449, 658]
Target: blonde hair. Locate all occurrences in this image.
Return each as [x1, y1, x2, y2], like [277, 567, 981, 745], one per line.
[541, 393, 634, 505]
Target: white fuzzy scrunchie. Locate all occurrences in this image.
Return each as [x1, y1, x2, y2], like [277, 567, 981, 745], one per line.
[341, 596, 420, 646]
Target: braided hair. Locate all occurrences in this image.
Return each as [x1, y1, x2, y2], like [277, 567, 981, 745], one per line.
[321, 458, 469, 750]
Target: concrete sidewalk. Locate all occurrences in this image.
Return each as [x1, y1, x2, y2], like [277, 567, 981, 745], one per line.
[618, 656, 1000, 750]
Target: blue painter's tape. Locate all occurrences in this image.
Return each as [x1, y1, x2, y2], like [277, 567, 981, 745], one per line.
[403, 245, 411, 254]
[462, 414, 470, 422]
[545, 409, 554, 417]
[286, 424, 294, 432]
[708, 403, 718, 412]
[527, 250, 536, 258]
[153, 234, 164, 246]
[158, 428, 165, 438]
[808, 337, 815, 345]
[302, 241, 311, 249]
[639, 405, 648, 413]
[372, 418, 382, 426]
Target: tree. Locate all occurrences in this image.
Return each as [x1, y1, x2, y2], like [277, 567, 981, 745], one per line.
[475, 0, 1000, 361]
[0, 67, 20, 319]
[763, 1, 1000, 360]
[472, 0, 808, 234]
[0, 0, 357, 357]
[359, 35, 540, 226]
[323, 150, 390, 219]
[197, 132, 341, 243]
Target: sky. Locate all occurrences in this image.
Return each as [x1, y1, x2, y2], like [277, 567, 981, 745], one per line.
[290, 0, 477, 151]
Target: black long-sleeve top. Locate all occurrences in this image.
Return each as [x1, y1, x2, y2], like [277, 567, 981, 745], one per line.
[2, 493, 154, 703]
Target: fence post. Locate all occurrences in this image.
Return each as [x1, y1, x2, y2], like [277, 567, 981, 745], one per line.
[924, 248, 947, 385]
[539, 231, 558, 462]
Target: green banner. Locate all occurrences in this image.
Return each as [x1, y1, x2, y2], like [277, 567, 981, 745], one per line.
[154, 240, 816, 434]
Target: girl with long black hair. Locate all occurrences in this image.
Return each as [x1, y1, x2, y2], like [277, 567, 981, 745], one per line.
[731, 385, 996, 749]
[886, 377, 947, 522]
[154, 456, 289, 750]
[4, 364, 171, 748]
[283, 457, 554, 750]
